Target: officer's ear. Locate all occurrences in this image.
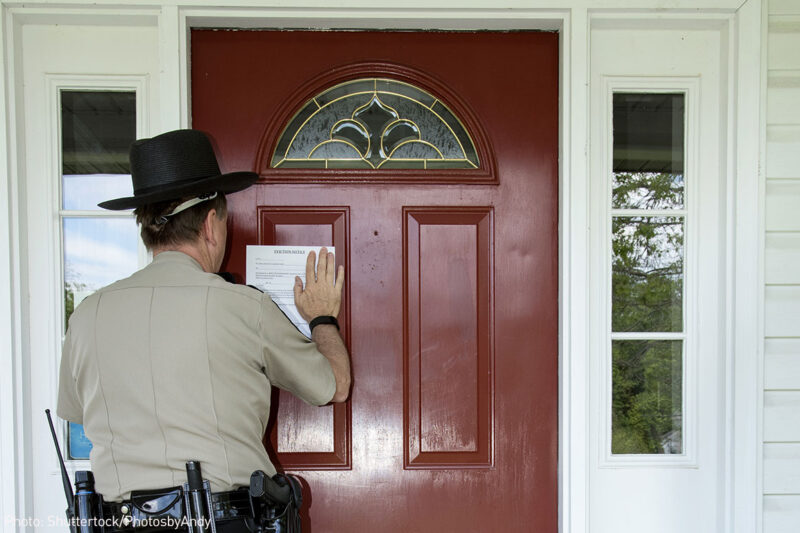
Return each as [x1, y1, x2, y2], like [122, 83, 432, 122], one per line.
[201, 208, 220, 245]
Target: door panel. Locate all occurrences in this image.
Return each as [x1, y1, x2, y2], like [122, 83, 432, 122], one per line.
[192, 30, 558, 532]
[259, 208, 351, 469]
[404, 208, 493, 468]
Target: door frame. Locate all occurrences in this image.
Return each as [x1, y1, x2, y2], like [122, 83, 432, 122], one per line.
[0, 3, 764, 533]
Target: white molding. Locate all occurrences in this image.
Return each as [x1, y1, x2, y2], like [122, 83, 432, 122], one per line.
[0, 6, 20, 533]
[0, 1, 753, 11]
[561, 8, 591, 533]
[177, 7, 190, 128]
[730, 0, 765, 531]
[182, 6, 566, 30]
[1, 7, 32, 533]
[159, 5, 182, 132]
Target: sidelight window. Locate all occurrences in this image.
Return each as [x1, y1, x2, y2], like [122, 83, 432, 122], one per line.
[610, 92, 687, 456]
[59, 89, 142, 459]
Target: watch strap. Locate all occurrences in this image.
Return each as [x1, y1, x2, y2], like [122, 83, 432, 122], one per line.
[309, 315, 339, 332]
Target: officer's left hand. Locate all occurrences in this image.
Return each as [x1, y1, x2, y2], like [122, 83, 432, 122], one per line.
[293, 247, 344, 322]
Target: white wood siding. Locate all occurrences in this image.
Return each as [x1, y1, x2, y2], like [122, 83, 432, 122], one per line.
[765, 2, 800, 530]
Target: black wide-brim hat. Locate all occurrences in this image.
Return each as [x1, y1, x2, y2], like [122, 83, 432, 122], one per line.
[98, 129, 259, 210]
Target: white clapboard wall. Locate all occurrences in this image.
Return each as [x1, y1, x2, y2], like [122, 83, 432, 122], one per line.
[764, 1, 800, 532]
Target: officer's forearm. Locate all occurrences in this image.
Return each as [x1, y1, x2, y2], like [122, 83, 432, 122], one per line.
[312, 325, 351, 403]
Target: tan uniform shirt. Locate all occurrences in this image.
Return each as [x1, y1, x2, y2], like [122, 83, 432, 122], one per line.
[57, 251, 336, 501]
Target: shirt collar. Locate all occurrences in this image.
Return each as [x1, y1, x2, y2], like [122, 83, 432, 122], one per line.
[151, 250, 205, 271]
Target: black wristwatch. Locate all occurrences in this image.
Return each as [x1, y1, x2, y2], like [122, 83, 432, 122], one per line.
[309, 315, 339, 332]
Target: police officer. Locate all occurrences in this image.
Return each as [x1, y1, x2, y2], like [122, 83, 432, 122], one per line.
[57, 129, 350, 531]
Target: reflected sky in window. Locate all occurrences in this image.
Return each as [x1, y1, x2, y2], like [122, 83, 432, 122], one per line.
[63, 173, 133, 211]
[63, 217, 139, 294]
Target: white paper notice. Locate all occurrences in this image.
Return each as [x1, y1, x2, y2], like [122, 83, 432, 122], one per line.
[246, 245, 335, 338]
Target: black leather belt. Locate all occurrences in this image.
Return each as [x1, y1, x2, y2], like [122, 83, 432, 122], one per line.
[102, 487, 252, 529]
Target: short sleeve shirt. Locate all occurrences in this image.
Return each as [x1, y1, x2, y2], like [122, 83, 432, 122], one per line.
[57, 251, 336, 501]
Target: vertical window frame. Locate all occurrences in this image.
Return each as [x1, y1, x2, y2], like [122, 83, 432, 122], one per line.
[600, 77, 700, 468]
[48, 75, 150, 464]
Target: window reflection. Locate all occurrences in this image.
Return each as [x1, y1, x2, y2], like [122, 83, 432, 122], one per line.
[612, 172, 684, 210]
[612, 340, 683, 454]
[61, 89, 138, 460]
[610, 91, 687, 456]
[63, 218, 139, 325]
[612, 93, 684, 210]
[62, 174, 133, 211]
[612, 216, 683, 332]
[613, 93, 684, 174]
[61, 91, 135, 176]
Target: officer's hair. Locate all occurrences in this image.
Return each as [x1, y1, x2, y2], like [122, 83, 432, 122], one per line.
[134, 193, 227, 250]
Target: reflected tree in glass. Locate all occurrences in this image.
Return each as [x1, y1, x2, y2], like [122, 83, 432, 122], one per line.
[612, 340, 683, 454]
[612, 171, 684, 210]
[612, 216, 683, 333]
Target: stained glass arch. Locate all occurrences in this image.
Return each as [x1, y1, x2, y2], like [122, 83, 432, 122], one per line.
[270, 78, 480, 170]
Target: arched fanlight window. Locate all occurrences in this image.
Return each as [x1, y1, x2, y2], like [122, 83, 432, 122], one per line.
[271, 78, 480, 170]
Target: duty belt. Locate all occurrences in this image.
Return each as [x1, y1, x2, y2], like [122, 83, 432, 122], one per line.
[102, 487, 252, 529]
[45, 416, 304, 533]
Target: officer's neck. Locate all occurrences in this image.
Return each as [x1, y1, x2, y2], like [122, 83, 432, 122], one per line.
[152, 242, 219, 273]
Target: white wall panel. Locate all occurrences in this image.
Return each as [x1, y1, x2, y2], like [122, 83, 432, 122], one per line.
[768, 16, 800, 69]
[765, 5, 800, 533]
[764, 496, 800, 533]
[766, 180, 800, 230]
[765, 287, 800, 337]
[767, 72, 800, 125]
[764, 443, 800, 493]
[770, 0, 800, 15]
[766, 233, 800, 284]
[765, 339, 800, 390]
[764, 391, 800, 442]
[766, 129, 800, 179]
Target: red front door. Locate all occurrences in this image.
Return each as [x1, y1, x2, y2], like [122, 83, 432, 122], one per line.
[192, 30, 558, 532]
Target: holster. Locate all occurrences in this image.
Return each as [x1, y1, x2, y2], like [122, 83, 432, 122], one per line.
[248, 472, 302, 533]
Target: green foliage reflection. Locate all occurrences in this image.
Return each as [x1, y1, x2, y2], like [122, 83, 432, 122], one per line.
[612, 172, 684, 210]
[612, 215, 683, 332]
[612, 340, 682, 454]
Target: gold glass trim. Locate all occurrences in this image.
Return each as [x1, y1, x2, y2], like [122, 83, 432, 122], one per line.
[271, 78, 479, 170]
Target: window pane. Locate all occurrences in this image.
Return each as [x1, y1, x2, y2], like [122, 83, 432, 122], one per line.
[612, 216, 683, 332]
[271, 78, 479, 170]
[61, 90, 136, 210]
[68, 422, 92, 460]
[612, 340, 683, 454]
[63, 174, 133, 211]
[612, 93, 684, 209]
[63, 217, 139, 327]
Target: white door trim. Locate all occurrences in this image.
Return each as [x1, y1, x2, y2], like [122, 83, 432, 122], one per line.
[0, 3, 763, 533]
[730, 1, 766, 531]
[1, 7, 31, 531]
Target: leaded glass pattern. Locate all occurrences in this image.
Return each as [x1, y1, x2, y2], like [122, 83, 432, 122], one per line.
[271, 78, 479, 170]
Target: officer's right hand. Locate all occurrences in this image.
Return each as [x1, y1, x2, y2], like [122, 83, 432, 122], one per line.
[293, 247, 344, 322]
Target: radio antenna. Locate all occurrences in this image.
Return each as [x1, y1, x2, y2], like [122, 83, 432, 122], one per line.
[45, 409, 75, 517]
